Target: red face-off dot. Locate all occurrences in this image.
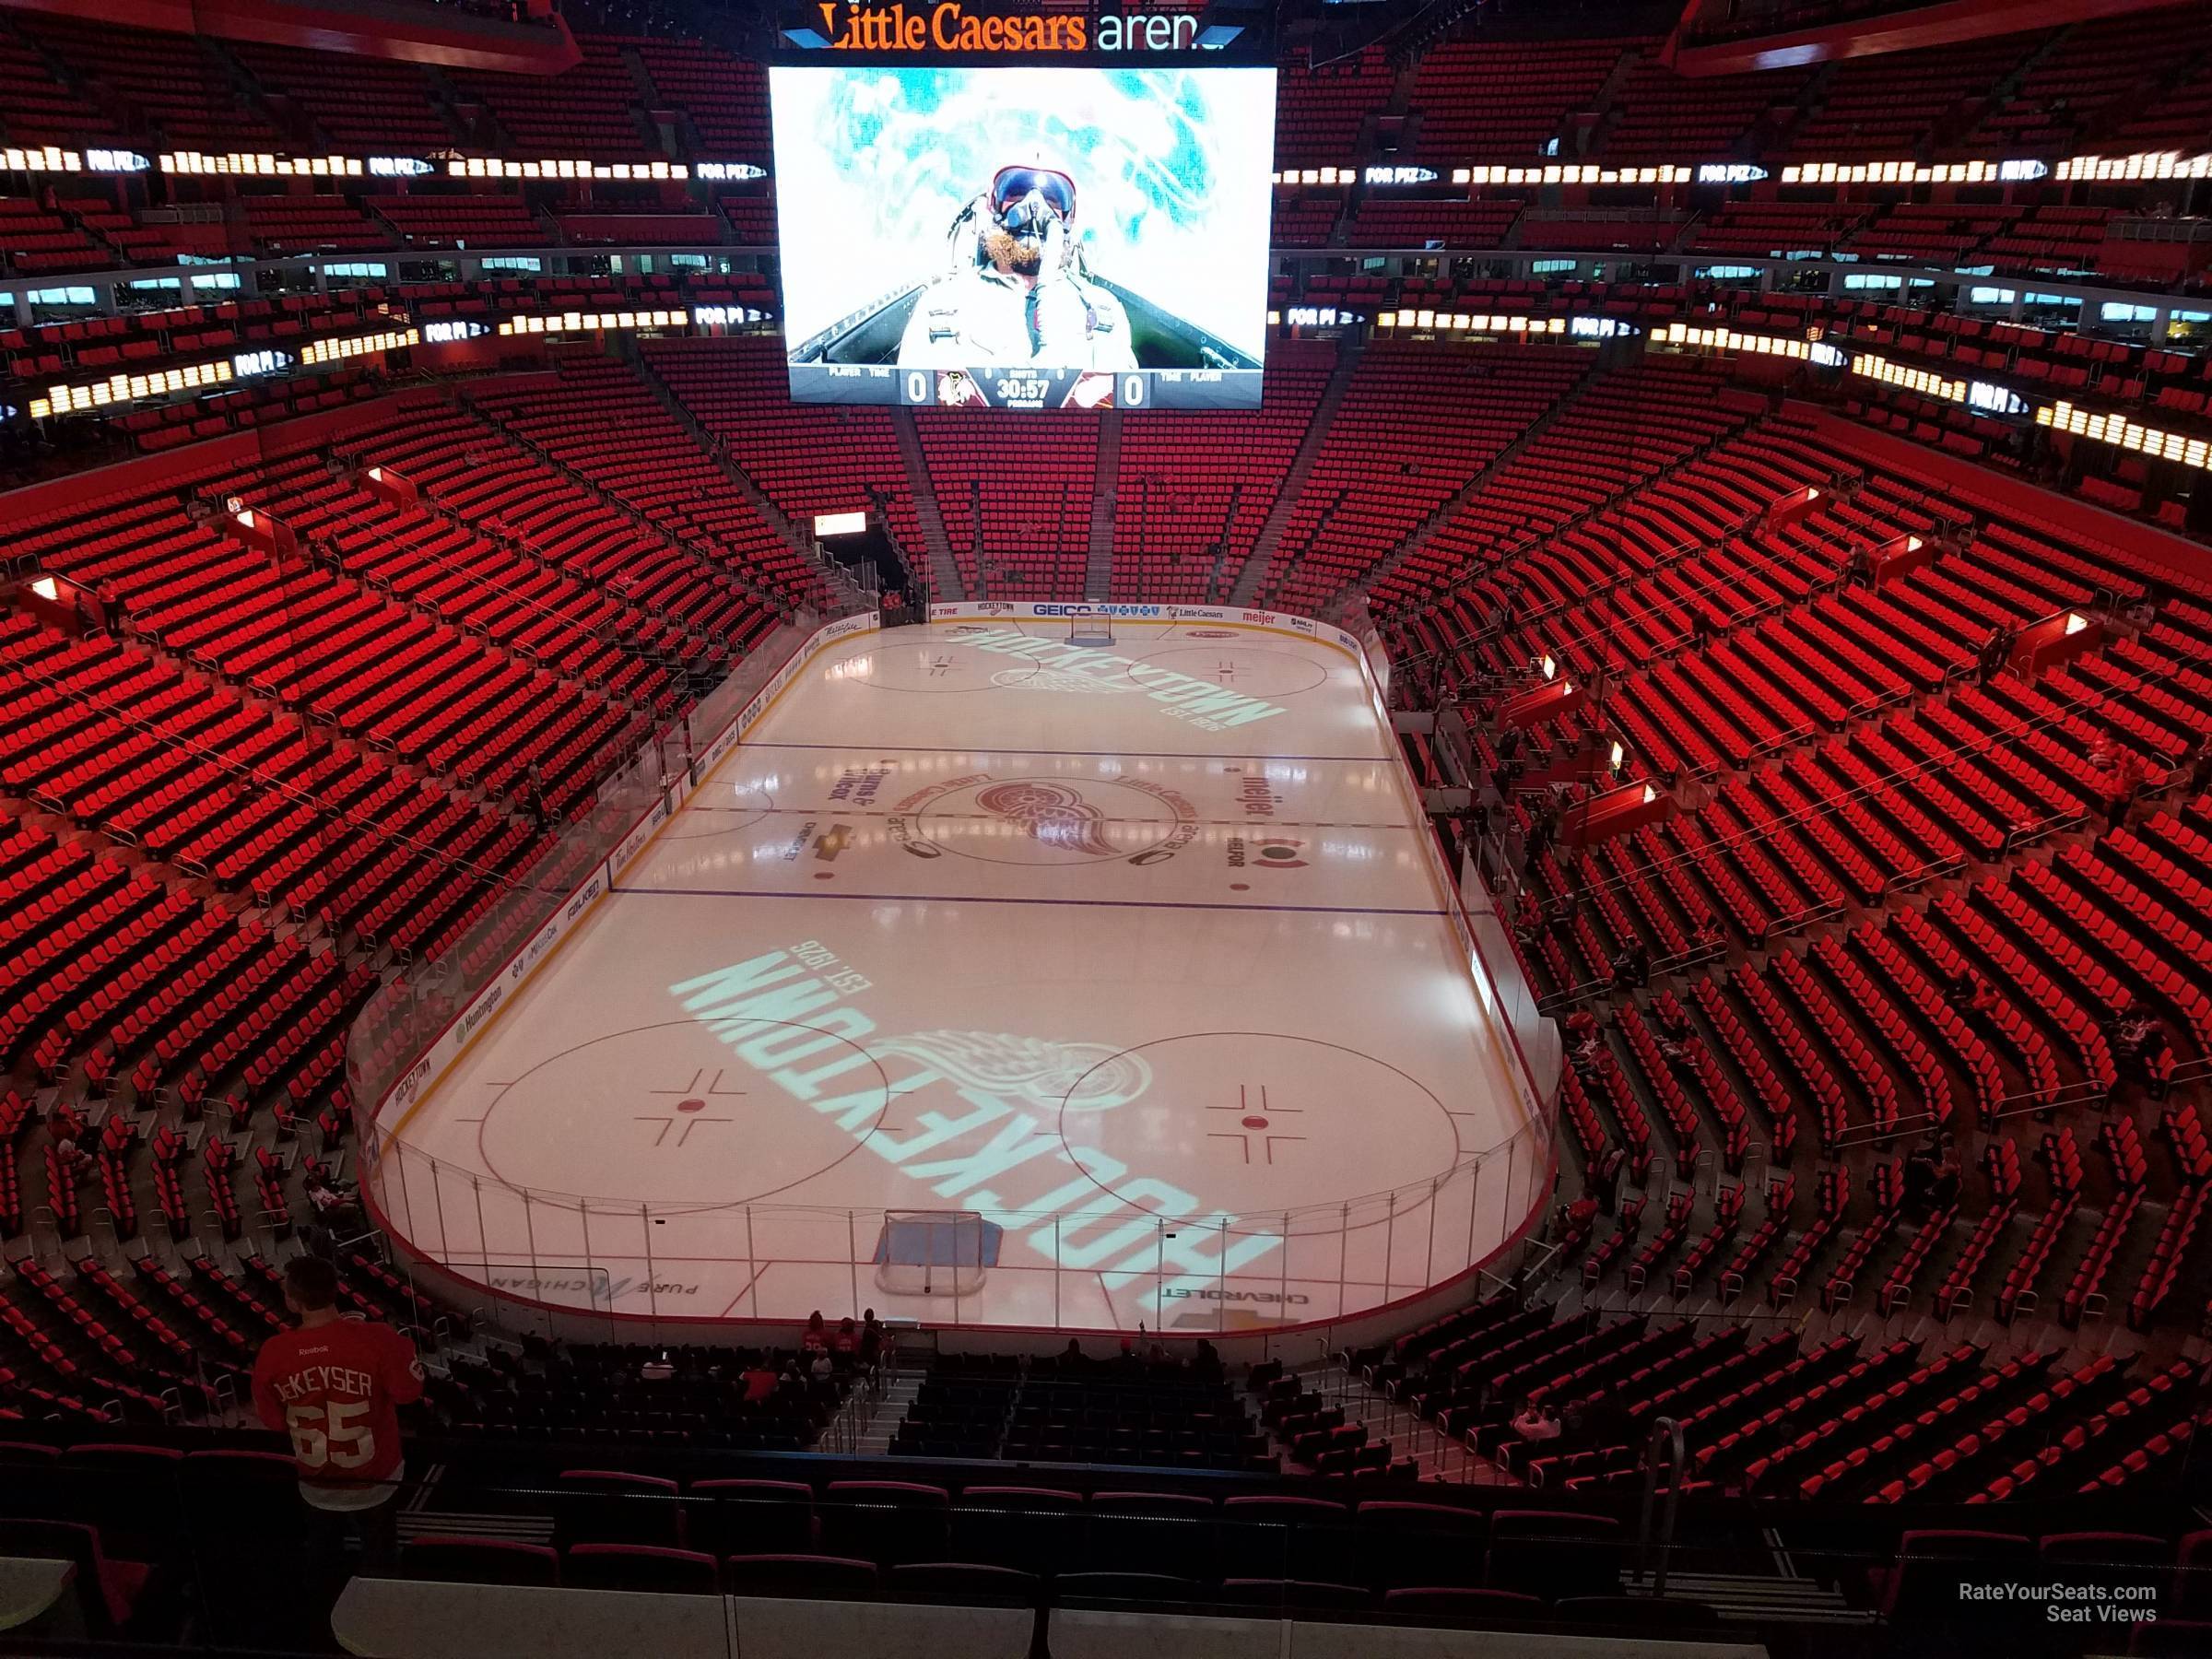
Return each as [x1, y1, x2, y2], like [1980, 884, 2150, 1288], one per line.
[814, 871, 835, 879]
[1230, 883, 1250, 891]
[1241, 1115, 1269, 1129]
[677, 1098, 706, 1113]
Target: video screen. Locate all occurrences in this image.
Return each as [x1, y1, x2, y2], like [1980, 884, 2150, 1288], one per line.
[771, 65, 1275, 410]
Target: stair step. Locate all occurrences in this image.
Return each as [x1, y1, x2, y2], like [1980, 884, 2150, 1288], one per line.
[401, 1512, 554, 1546]
[1652, 1571, 1869, 1617]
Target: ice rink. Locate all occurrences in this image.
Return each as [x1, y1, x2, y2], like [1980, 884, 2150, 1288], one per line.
[371, 617, 1546, 1333]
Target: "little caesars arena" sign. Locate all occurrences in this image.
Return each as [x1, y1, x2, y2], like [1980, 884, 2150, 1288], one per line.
[794, 2, 1232, 54]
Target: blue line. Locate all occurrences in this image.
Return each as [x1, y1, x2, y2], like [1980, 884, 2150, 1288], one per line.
[609, 884, 1448, 918]
[737, 741, 1388, 762]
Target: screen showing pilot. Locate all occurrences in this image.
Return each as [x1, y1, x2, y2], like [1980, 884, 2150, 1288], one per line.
[898, 162, 1138, 372]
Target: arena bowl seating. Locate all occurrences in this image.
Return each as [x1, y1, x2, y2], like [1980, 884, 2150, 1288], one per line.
[2, 0, 2211, 1653]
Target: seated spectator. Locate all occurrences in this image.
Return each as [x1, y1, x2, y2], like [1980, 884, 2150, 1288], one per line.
[1946, 967, 1994, 1012]
[49, 1130, 89, 1190]
[1512, 1402, 1562, 1442]
[1609, 941, 1651, 991]
[305, 1171, 361, 1225]
[1558, 1194, 1599, 1243]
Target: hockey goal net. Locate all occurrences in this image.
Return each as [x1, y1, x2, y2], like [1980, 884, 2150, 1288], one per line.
[1064, 616, 1116, 647]
[872, 1209, 1000, 1297]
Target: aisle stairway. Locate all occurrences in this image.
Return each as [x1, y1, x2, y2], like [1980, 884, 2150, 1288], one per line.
[1085, 408, 1121, 600]
[1318, 358, 1603, 615]
[1230, 334, 1364, 608]
[853, 1365, 923, 1456]
[893, 409, 963, 601]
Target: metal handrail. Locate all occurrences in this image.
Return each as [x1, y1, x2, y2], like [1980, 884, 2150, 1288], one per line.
[1633, 1414, 1688, 1597]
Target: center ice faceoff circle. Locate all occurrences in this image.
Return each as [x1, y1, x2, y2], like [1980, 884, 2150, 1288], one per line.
[890, 771, 1199, 865]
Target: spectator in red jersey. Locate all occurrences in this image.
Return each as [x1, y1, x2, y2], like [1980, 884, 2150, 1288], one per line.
[252, 1256, 422, 1579]
[2102, 752, 2139, 832]
[740, 1356, 780, 1405]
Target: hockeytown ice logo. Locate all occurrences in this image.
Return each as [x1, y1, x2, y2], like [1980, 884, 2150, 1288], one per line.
[665, 946, 1284, 1311]
[955, 629, 1288, 731]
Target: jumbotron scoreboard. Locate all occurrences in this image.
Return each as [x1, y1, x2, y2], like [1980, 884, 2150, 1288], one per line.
[769, 2, 1277, 411]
